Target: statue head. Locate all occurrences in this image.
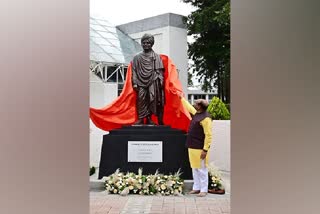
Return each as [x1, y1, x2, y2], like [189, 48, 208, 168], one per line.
[141, 34, 154, 52]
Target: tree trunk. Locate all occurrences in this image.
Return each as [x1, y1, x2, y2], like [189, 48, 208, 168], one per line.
[225, 72, 230, 104]
[225, 62, 230, 104]
[221, 72, 225, 102]
[217, 69, 222, 99]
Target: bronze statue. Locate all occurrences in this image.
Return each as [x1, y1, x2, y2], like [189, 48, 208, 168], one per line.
[132, 34, 165, 125]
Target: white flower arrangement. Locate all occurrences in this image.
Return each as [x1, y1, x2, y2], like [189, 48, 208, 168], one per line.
[104, 168, 184, 196]
[208, 162, 224, 191]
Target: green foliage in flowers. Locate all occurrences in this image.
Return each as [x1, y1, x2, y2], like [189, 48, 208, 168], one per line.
[90, 166, 96, 176]
[207, 97, 230, 120]
[208, 162, 224, 190]
[104, 168, 184, 196]
[209, 175, 223, 190]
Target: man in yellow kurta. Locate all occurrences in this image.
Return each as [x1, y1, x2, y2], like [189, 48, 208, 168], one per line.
[180, 96, 212, 197]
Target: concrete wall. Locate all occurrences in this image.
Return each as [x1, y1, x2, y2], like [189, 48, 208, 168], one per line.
[169, 26, 188, 95]
[90, 72, 118, 109]
[128, 26, 170, 58]
[90, 120, 108, 167]
[90, 72, 115, 167]
[209, 120, 230, 173]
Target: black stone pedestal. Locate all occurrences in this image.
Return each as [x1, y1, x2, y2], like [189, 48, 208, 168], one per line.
[98, 125, 192, 179]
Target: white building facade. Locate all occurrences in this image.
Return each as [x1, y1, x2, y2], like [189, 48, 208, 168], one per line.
[117, 13, 188, 96]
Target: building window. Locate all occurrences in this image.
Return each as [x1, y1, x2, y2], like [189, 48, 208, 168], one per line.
[193, 94, 206, 100]
[123, 67, 128, 80]
[106, 66, 117, 82]
[118, 83, 124, 96]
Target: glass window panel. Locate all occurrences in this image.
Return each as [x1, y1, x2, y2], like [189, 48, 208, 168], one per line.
[90, 52, 115, 63]
[90, 30, 102, 38]
[90, 17, 142, 64]
[91, 24, 111, 32]
[99, 44, 122, 55]
[90, 53, 102, 61]
[106, 66, 117, 82]
[117, 83, 124, 96]
[96, 34, 121, 47]
[208, 95, 214, 99]
[99, 25, 117, 34]
[118, 83, 124, 90]
[95, 31, 118, 40]
[108, 53, 125, 63]
[95, 19, 113, 27]
[90, 18, 98, 25]
[101, 40, 120, 49]
[123, 67, 128, 80]
[117, 68, 127, 83]
[90, 40, 102, 49]
[92, 37, 112, 45]
[194, 95, 206, 100]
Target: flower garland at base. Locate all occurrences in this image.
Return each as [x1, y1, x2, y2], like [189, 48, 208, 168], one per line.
[103, 168, 184, 196]
[208, 162, 226, 194]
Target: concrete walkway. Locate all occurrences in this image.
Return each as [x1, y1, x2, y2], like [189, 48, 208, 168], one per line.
[90, 191, 230, 214]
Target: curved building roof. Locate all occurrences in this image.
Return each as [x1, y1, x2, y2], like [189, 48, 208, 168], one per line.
[90, 17, 142, 64]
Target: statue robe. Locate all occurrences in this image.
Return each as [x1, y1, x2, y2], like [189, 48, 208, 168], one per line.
[132, 50, 165, 118]
[90, 55, 191, 132]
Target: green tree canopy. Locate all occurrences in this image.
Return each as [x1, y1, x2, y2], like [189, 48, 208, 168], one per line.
[183, 0, 230, 103]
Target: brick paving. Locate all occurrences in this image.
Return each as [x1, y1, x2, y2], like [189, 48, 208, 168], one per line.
[90, 191, 230, 214]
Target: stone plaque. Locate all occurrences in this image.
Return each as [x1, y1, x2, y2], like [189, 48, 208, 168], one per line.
[128, 141, 162, 162]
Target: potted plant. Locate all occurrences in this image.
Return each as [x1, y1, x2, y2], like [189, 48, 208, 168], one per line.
[208, 162, 225, 194]
[90, 166, 96, 176]
[207, 97, 230, 120]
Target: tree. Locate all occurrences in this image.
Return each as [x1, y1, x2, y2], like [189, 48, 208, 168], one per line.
[182, 0, 230, 104]
[188, 71, 194, 87]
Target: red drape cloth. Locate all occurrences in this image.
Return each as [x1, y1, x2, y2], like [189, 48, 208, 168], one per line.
[90, 55, 191, 132]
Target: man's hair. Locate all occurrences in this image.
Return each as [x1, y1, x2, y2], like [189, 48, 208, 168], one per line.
[141, 34, 155, 46]
[195, 99, 209, 110]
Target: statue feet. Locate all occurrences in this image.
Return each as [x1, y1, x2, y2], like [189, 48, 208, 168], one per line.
[133, 117, 156, 125]
[134, 119, 144, 125]
[146, 117, 155, 125]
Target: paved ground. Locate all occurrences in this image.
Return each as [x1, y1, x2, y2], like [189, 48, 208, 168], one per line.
[90, 191, 230, 214]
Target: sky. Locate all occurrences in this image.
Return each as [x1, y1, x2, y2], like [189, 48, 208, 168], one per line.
[90, 0, 196, 25]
